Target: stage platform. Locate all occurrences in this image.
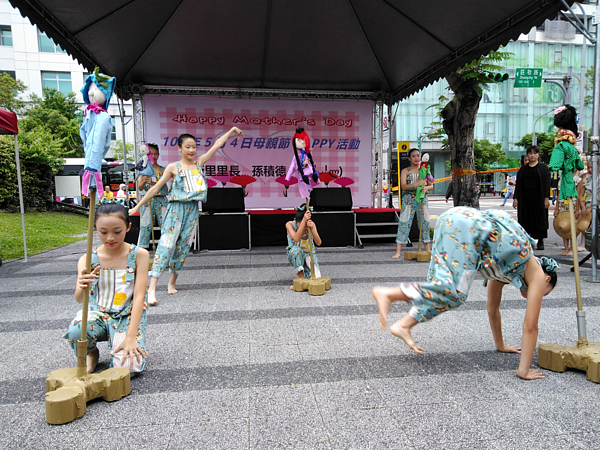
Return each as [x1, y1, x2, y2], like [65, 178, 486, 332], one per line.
[128, 208, 400, 251]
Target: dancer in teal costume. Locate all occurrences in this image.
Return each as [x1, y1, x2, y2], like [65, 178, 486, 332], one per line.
[374, 206, 560, 380]
[286, 205, 322, 287]
[64, 203, 149, 375]
[137, 144, 169, 249]
[392, 148, 433, 259]
[130, 127, 244, 306]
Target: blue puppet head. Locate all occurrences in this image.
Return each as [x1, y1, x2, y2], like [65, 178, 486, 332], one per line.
[80, 67, 116, 197]
[81, 67, 116, 109]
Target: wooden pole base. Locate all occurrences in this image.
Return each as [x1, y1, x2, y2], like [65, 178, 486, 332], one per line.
[45, 367, 131, 424]
[292, 277, 332, 296]
[538, 341, 600, 383]
[404, 250, 431, 262]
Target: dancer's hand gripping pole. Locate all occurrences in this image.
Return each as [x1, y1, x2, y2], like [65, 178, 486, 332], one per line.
[292, 198, 332, 295]
[45, 189, 131, 424]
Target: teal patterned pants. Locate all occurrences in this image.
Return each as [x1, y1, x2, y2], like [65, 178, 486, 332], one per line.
[396, 191, 430, 244]
[150, 201, 199, 277]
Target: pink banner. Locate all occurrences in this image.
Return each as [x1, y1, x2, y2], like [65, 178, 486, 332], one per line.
[143, 95, 373, 208]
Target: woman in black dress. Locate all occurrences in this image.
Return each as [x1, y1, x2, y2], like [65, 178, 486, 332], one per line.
[513, 145, 551, 250]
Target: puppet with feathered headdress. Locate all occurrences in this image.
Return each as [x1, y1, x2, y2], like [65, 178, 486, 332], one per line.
[548, 104, 584, 200]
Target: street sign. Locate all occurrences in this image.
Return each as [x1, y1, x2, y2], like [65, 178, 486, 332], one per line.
[514, 68, 543, 88]
[397, 141, 410, 152]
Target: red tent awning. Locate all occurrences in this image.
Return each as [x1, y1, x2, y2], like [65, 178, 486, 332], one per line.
[0, 109, 18, 135]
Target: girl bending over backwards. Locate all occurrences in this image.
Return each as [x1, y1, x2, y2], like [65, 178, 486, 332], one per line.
[374, 206, 559, 380]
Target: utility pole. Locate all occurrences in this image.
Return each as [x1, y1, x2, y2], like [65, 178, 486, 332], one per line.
[589, 2, 599, 281]
[543, 66, 572, 105]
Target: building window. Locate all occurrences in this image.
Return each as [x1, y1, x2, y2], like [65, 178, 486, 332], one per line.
[42, 71, 72, 94]
[38, 28, 66, 53]
[111, 117, 116, 141]
[485, 122, 495, 134]
[554, 51, 562, 64]
[0, 26, 12, 46]
[0, 70, 15, 79]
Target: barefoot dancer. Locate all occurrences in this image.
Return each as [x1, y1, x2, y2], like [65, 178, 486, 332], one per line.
[374, 206, 559, 380]
[130, 128, 244, 305]
[64, 203, 149, 374]
[392, 148, 432, 259]
[286, 205, 322, 289]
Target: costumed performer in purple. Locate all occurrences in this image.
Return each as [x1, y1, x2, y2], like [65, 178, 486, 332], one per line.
[285, 127, 320, 198]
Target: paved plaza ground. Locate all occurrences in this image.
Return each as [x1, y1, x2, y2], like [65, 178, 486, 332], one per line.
[1, 215, 599, 449]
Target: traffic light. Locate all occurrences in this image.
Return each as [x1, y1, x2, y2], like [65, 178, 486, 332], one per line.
[486, 72, 509, 82]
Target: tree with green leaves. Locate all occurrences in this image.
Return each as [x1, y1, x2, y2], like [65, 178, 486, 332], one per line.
[0, 128, 65, 211]
[0, 72, 28, 115]
[21, 87, 83, 157]
[514, 132, 557, 163]
[429, 50, 512, 207]
[110, 140, 135, 162]
[445, 139, 507, 173]
[473, 139, 506, 173]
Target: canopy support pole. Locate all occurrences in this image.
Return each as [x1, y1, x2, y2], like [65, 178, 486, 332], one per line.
[132, 94, 145, 203]
[14, 135, 27, 262]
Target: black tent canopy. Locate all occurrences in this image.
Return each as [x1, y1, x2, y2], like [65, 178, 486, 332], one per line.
[9, 0, 574, 102]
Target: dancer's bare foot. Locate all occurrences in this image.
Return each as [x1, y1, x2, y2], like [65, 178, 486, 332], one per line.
[373, 287, 395, 329]
[167, 283, 178, 295]
[147, 289, 158, 306]
[392, 253, 401, 259]
[86, 347, 99, 373]
[577, 246, 586, 252]
[390, 321, 424, 354]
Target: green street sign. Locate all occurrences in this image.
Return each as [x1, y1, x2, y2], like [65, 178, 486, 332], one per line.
[514, 68, 543, 88]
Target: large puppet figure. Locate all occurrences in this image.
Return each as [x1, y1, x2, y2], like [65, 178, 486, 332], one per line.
[549, 105, 585, 200]
[285, 128, 320, 198]
[80, 67, 116, 198]
[135, 143, 157, 178]
[415, 153, 435, 202]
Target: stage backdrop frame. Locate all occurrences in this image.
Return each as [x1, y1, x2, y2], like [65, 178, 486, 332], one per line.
[132, 89, 385, 209]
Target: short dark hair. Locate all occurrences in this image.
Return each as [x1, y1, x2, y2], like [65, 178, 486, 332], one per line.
[407, 148, 420, 158]
[177, 134, 196, 147]
[527, 145, 540, 155]
[147, 143, 159, 153]
[95, 203, 130, 227]
[520, 155, 528, 166]
[542, 268, 558, 289]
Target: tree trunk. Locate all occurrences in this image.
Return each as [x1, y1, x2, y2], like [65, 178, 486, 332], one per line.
[442, 76, 482, 208]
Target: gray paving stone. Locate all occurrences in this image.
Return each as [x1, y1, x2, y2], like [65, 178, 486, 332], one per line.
[1, 240, 599, 449]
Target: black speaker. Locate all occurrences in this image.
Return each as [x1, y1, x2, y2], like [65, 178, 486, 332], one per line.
[199, 213, 250, 250]
[309, 187, 352, 211]
[202, 187, 245, 214]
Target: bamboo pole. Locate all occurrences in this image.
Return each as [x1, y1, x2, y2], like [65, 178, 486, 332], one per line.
[77, 188, 96, 378]
[305, 198, 316, 280]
